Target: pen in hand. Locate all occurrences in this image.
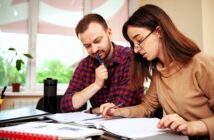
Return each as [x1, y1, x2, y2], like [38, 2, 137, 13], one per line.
[103, 102, 123, 118]
[112, 102, 123, 109]
[96, 53, 102, 65]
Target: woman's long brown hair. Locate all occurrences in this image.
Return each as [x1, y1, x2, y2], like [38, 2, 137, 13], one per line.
[122, 4, 201, 89]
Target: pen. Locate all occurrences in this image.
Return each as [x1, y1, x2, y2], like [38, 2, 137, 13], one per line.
[105, 103, 123, 115]
[112, 102, 123, 109]
[1, 86, 7, 99]
[96, 53, 102, 65]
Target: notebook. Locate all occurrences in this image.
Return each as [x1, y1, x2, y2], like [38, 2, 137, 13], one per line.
[76, 118, 189, 140]
[0, 107, 49, 125]
[0, 121, 104, 140]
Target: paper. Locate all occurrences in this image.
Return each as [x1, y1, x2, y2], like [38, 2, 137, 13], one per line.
[46, 112, 103, 123]
[100, 118, 164, 138]
[75, 117, 107, 128]
[100, 118, 188, 140]
[76, 118, 188, 140]
[0, 122, 104, 139]
[75, 117, 121, 128]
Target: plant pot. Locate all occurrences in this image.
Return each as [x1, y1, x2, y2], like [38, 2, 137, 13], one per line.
[12, 83, 20, 92]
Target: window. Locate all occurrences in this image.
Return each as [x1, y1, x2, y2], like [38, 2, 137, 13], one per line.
[35, 0, 84, 90]
[91, 0, 128, 43]
[0, 0, 136, 91]
[0, 0, 29, 87]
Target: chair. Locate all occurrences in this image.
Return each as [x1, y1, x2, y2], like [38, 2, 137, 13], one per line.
[36, 95, 87, 113]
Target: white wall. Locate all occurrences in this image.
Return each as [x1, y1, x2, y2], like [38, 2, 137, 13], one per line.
[202, 0, 214, 56]
[137, 0, 214, 56]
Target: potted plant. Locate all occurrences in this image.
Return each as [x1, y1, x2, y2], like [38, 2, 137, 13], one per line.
[8, 47, 33, 92]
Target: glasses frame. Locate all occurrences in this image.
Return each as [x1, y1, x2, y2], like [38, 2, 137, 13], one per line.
[133, 28, 156, 50]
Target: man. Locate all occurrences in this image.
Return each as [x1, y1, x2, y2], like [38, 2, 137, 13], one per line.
[60, 14, 144, 114]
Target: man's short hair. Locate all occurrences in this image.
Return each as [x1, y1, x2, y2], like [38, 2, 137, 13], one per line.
[75, 14, 108, 37]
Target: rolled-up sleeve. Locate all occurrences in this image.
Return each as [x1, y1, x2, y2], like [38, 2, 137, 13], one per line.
[60, 62, 85, 112]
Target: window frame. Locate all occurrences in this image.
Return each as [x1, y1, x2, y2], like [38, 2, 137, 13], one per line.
[27, 0, 138, 91]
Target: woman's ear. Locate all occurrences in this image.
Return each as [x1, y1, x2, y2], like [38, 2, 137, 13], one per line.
[155, 26, 161, 38]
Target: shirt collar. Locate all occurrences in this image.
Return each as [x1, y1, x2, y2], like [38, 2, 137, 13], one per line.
[156, 61, 183, 78]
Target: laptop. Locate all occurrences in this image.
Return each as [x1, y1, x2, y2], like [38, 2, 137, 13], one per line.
[0, 107, 49, 126]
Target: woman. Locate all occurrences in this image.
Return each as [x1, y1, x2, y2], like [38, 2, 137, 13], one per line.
[100, 4, 214, 139]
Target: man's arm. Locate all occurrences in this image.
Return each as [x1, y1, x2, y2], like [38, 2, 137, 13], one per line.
[60, 61, 107, 112]
[72, 64, 107, 109]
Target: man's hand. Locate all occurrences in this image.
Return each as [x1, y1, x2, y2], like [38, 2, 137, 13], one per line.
[94, 64, 108, 88]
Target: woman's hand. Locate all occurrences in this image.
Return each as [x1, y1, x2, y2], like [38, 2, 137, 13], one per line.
[100, 103, 122, 119]
[157, 114, 208, 136]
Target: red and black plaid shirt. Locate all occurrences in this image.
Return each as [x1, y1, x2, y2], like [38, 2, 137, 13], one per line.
[60, 43, 144, 112]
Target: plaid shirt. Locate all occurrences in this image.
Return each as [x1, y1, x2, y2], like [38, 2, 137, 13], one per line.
[60, 43, 144, 112]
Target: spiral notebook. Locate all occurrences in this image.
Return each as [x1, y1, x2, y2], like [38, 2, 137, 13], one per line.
[0, 121, 104, 140]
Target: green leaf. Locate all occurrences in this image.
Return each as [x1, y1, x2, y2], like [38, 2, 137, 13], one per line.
[16, 59, 24, 71]
[23, 54, 33, 59]
[8, 48, 16, 51]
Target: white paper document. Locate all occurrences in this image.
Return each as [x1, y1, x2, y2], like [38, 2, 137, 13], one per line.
[101, 118, 164, 138]
[76, 117, 188, 140]
[100, 118, 188, 140]
[46, 112, 102, 123]
[75, 117, 120, 128]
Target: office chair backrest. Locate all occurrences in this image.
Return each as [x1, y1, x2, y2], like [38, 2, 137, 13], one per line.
[153, 107, 163, 119]
[36, 95, 87, 113]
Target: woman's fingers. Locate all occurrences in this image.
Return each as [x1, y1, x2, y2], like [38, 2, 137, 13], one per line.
[100, 103, 115, 117]
[157, 114, 187, 130]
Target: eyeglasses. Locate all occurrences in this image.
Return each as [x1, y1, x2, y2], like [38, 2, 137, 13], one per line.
[133, 28, 155, 49]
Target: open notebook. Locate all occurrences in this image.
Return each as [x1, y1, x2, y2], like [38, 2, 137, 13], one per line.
[75, 118, 189, 140]
[0, 121, 104, 140]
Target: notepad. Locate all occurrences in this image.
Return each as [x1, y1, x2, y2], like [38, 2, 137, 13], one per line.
[0, 121, 104, 140]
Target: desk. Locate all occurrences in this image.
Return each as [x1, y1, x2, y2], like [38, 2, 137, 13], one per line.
[98, 132, 189, 140]
[0, 109, 189, 140]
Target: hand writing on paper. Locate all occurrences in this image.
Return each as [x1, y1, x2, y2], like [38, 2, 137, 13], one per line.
[100, 102, 123, 119]
[157, 114, 208, 136]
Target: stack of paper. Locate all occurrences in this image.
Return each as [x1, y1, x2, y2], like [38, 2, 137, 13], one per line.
[75, 117, 121, 128]
[46, 112, 102, 123]
[100, 118, 164, 138]
[76, 118, 189, 140]
[43, 112, 189, 140]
